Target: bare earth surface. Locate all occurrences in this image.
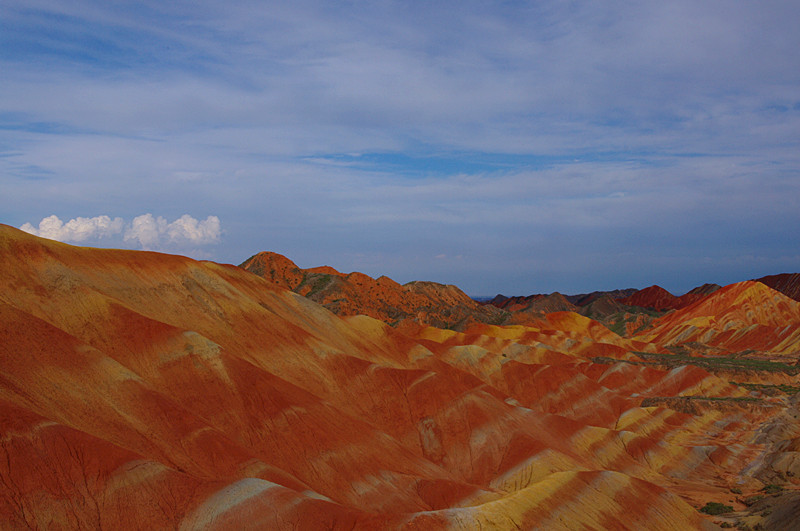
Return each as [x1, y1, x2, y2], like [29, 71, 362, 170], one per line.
[1, 225, 798, 529]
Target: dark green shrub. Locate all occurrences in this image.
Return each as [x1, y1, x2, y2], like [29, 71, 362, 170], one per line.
[700, 502, 733, 515]
[744, 494, 765, 506]
[761, 484, 783, 494]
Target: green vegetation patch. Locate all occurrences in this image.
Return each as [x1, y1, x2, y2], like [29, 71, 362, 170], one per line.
[640, 396, 761, 407]
[630, 352, 799, 375]
[298, 273, 334, 297]
[761, 484, 784, 495]
[735, 382, 800, 395]
[699, 502, 733, 515]
[744, 494, 765, 506]
[599, 308, 665, 336]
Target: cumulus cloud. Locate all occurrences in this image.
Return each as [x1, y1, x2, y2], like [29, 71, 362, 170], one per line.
[20, 215, 124, 242]
[20, 214, 222, 250]
[123, 214, 221, 249]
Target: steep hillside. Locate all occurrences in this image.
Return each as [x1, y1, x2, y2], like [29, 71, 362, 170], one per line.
[492, 292, 579, 316]
[1, 226, 798, 529]
[619, 285, 678, 311]
[637, 281, 800, 355]
[239, 250, 305, 289]
[616, 283, 721, 312]
[489, 293, 578, 313]
[564, 289, 638, 306]
[756, 273, 800, 302]
[240, 251, 506, 329]
[674, 283, 721, 309]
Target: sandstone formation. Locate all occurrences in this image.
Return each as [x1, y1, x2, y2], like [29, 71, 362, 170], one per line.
[240, 251, 506, 329]
[1, 225, 798, 529]
[618, 285, 678, 311]
[756, 272, 800, 302]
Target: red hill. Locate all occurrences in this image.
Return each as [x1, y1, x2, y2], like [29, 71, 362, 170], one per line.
[240, 251, 505, 329]
[239, 251, 305, 289]
[0, 225, 796, 529]
[637, 281, 800, 354]
[619, 285, 678, 310]
[756, 273, 800, 302]
[673, 283, 721, 309]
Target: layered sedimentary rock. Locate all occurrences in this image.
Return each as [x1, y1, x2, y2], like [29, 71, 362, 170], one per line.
[240, 251, 506, 329]
[674, 283, 721, 309]
[619, 285, 678, 311]
[1, 226, 798, 529]
[618, 283, 721, 311]
[756, 272, 800, 302]
[637, 281, 800, 354]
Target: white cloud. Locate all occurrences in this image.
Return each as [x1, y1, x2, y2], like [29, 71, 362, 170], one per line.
[20, 214, 221, 250]
[20, 215, 124, 242]
[122, 214, 167, 248]
[124, 213, 221, 249]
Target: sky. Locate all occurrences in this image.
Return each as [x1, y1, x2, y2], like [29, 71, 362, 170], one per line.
[2, 0, 799, 297]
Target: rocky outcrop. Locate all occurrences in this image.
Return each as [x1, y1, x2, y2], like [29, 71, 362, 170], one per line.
[240, 251, 507, 329]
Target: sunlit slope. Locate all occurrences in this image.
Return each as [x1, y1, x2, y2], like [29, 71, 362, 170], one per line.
[636, 281, 800, 354]
[0, 227, 489, 526]
[1, 225, 795, 529]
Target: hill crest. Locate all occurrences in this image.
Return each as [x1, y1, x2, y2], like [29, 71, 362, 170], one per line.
[239, 250, 505, 329]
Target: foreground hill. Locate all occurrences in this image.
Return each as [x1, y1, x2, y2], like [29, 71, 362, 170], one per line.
[1, 226, 798, 529]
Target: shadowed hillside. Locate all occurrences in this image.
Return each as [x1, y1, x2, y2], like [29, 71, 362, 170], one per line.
[756, 273, 800, 302]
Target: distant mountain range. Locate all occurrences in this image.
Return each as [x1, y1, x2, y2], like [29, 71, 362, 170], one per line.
[241, 250, 800, 340]
[488, 273, 800, 311]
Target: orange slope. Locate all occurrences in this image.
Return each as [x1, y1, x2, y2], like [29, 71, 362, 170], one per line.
[0, 225, 792, 529]
[636, 281, 800, 354]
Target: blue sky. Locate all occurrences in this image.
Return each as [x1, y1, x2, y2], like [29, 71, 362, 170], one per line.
[2, 0, 800, 296]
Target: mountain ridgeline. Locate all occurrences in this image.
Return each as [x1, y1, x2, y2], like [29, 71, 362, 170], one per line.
[239, 251, 508, 330]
